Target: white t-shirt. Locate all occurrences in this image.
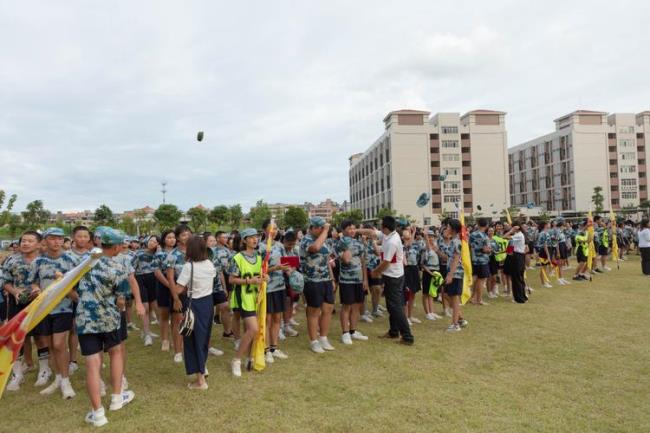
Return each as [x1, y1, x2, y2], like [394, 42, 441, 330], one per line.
[381, 231, 404, 278]
[639, 228, 650, 248]
[176, 260, 215, 299]
[511, 232, 526, 254]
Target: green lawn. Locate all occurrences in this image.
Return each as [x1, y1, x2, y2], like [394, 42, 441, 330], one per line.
[2, 257, 649, 433]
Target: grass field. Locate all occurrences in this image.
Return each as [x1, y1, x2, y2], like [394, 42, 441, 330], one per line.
[2, 257, 649, 433]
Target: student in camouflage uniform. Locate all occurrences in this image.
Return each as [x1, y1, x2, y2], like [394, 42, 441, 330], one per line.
[212, 230, 234, 339]
[75, 228, 136, 427]
[469, 218, 492, 305]
[299, 216, 336, 354]
[153, 229, 176, 352]
[3, 230, 47, 391]
[402, 226, 423, 323]
[335, 219, 369, 345]
[165, 224, 193, 363]
[133, 235, 160, 346]
[28, 227, 77, 399]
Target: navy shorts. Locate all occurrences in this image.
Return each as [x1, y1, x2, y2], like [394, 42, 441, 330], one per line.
[445, 278, 463, 297]
[559, 242, 569, 260]
[339, 282, 365, 305]
[78, 330, 121, 356]
[119, 312, 127, 342]
[136, 273, 157, 304]
[303, 281, 334, 308]
[404, 265, 421, 293]
[32, 313, 74, 336]
[157, 281, 172, 309]
[367, 268, 383, 286]
[472, 263, 491, 279]
[576, 248, 587, 263]
[598, 245, 609, 256]
[212, 290, 228, 306]
[266, 290, 286, 313]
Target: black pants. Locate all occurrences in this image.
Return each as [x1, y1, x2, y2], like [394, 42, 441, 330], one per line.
[641, 247, 650, 275]
[382, 275, 413, 342]
[510, 253, 528, 304]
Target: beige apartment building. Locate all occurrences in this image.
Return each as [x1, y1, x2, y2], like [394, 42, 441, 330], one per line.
[349, 109, 509, 224]
[509, 110, 649, 213]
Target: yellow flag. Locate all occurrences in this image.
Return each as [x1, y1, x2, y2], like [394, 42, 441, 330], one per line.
[586, 211, 596, 270]
[0, 250, 101, 397]
[505, 207, 513, 225]
[252, 221, 275, 372]
[459, 211, 473, 305]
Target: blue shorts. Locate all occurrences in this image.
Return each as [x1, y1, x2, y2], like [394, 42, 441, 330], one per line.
[303, 281, 334, 308]
[445, 278, 463, 297]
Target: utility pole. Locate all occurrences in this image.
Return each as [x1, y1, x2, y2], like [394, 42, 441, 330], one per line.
[161, 181, 168, 204]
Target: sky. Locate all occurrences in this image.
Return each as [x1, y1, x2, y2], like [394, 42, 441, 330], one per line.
[2, 0, 649, 213]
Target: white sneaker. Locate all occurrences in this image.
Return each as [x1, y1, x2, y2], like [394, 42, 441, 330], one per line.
[148, 331, 159, 338]
[557, 279, 566, 286]
[446, 324, 461, 333]
[289, 318, 300, 326]
[410, 317, 421, 324]
[34, 368, 52, 387]
[6, 373, 24, 391]
[60, 378, 76, 399]
[604, 266, 611, 271]
[68, 362, 79, 375]
[173, 353, 183, 363]
[272, 349, 288, 360]
[284, 325, 299, 337]
[40, 376, 62, 395]
[208, 347, 224, 356]
[231, 359, 242, 377]
[122, 376, 129, 391]
[85, 407, 108, 427]
[360, 314, 373, 323]
[233, 339, 241, 352]
[150, 318, 159, 325]
[204, 366, 209, 377]
[127, 322, 139, 331]
[407, 318, 413, 325]
[377, 304, 387, 312]
[431, 313, 442, 320]
[319, 336, 335, 351]
[445, 308, 453, 317]
[109, 390, 135, 411]
[100, 379, 107, 397]
[341, 332, 353, 345]
[310, 340, 325, 354]
[372, 310, 384, 318]
[264, 351, 274, 364]
[351, 331, 369, 341]
[543, 283, 553, 288]
[425, 313, 435, 320]
[143, 335, 153, 347]
[279, 328, 286, 341]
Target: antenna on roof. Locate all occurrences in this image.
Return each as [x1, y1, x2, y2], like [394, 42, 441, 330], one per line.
[161, 181, 168, 204]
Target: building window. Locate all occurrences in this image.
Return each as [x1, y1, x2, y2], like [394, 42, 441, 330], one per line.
[441, 140, 458, 148]
[612, 199, 619, 205]
[444, 168, 459, 176]
[385, 148, 390, 163]
[432, 188, 441, 195]
[610, 172, 618, 178]
[621, 179, 637, 187]
[611, 185, 618, 191]
[442, 154, 460, 161]
[609, 146, 617, 152]
[619, 126, 635, 134]
[463, 188, 472, 194]
[609, 159, 618, 165]
[620, 165, 637, 173]
[441, 126, 458, 134]
[461, 133, 470, 140]
[463, 174, 471, 180]
[461, 147, 471, 154]
[380, 154, 383, 165]
[463, 201, 472, 208]
[431, 202, 441, 209]
[622, 191, 637, 199]
[639, 159, 646, 165]
[431, 161, 440, 167]
[443, 195, 461, 203]
[431, 147, 439, 153]
[443, 181, 461, 192]
[621, 152, 636, 160]
[462, 161, 471, 167]
[430, 133, 439, 140]
[620, 139, 634, 148]
[608, 133, 616, 139]
[386, 175, 390, 189]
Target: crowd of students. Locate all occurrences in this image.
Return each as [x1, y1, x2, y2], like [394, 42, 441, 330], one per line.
[0, 214, 647, 427]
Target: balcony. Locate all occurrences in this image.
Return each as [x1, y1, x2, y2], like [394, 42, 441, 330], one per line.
[462, 166, 471, 174]
[430, 152, 440, 161]
[463, 180, 472, 188]
[462, 153, 471, 161]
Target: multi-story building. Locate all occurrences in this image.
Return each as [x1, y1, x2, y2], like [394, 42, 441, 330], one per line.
[308, 199, 341, 221]
[509, 110, 649, 213]
[349, 109, 509, 223]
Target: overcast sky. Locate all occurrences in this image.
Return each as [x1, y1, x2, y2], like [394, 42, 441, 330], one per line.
[2, 1, 649, 212]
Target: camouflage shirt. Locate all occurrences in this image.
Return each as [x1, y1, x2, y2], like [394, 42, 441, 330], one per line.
[1, 254, 36, 293]
[469, 230, 490, 265]
[29, 253, 76, 314]
[365, 239, 380, 270]
[299, 234, 333, 283]
[259, 240, 286, 293]
[165, 248, 186, 279]
[335, 236, 366, 284]
[445, 237, 464, 279]
[74, 256, 129, 335]
[133, 249, 158, 275]
[421, 247, 440, 271]
[403, 241, 422, 267]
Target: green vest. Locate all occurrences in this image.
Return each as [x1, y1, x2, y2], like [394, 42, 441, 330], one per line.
[233, 252, 262, 292]
[575, 233, 588, 256]
[493, 235, 508, 262]
[601, 229, 609, 248]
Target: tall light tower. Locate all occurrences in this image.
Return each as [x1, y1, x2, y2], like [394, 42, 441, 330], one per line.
[161, 181, 168, 204]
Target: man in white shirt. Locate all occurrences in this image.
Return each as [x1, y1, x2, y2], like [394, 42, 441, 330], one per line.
[371, 216, 413, 345]
[504, 224, 528, 303]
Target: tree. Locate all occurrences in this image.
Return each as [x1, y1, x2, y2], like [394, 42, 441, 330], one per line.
[187, 206, 209, 232]
[120, 216, 137, 235]
[377, 207, 396, 220]
[7, 214, 23, 237]
[229, 204, 243, 228]
[283, 206, 308, 229]
[249, 200, 271, 230]
[331, 209, 364, 228]
[592, 186, 605, 214]
[94, 204, 116, 226]
[21, 200, 50, 230]
[208, 205, 230, 227]
[0, 190, 18, 226]
[154, 204, 182, 230]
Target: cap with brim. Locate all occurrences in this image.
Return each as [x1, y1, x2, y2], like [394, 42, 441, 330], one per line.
[240, 228, 258, 239]
[101, 228, 126, 246]
[43, 227, 65, 238]
[94, 226, 110, 238]
[309, 216, 326, 228]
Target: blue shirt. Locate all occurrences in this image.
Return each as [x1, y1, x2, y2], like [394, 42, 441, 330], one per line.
[133, 249, 158, 275]
[299, 234, 333, 283]
[29, 253, 76, 314]
[335, 236, 366, 284]
[469, 230, 490, 265]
